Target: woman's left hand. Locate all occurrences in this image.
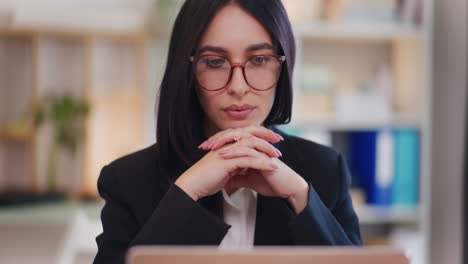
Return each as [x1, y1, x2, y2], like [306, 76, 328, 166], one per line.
[199, 128, 309, 214]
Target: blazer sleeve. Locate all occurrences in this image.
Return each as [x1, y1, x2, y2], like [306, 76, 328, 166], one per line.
[94, 165, 230, 264]
[287, 153, 363, 246]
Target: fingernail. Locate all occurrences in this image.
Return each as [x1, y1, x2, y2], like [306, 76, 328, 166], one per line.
[270, 163, 279, 169]
[275, 148, 282, 157]
[278, 135, 284, 141]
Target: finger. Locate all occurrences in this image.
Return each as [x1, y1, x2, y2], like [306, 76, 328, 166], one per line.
[226, 155, 279, 172]
[241, 135, 282, 158]
[198, 140, 209, 149]
[200, 126, 282, 150]
[198, 128, 234, 150]
[210, 131, 247, 150]
[199, 134, 222, 149]
[219, 145, 267, 159]
[245, 125, 284, 143]
[209, 126, 283, 150]
[219, 138, 281, 158]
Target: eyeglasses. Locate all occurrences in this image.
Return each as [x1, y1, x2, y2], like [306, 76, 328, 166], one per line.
[189, 54, 286, 91]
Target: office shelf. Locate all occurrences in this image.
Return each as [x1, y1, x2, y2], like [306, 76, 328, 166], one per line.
[356, 205, 419, 225]
[291, 113, 422, 131]
[0, 27, 147, 196]
[293, 22, 423, 41]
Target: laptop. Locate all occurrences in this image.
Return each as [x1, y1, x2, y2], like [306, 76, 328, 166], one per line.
[127, 246, 409, 264]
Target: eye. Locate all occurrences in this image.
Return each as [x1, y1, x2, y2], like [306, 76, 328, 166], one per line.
[250, 56, 270, 66]
[202, 57, 227, 68]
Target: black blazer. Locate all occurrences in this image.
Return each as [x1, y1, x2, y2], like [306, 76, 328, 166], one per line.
[94, 128, 362, 264]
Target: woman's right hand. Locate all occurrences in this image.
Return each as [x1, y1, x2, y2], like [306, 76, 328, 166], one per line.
[175, 137, 281, 201]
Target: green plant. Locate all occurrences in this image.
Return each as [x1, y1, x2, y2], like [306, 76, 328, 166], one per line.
[34, 94, 90, 192]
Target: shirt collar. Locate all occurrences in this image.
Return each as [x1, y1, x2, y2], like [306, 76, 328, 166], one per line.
[221, 187, 257, 210]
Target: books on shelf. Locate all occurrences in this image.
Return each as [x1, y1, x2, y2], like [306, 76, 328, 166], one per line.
[348, 129, 419, 207]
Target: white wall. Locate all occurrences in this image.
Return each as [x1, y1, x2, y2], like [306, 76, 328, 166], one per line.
[430, 0, 467, 263]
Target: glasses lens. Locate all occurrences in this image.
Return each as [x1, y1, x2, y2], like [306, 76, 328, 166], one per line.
[245, 56, 282, 90]
[195, 56, 231, 90]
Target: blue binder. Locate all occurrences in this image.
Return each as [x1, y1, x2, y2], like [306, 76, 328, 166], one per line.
[392, 129, 419, 206]
[349, 130, 393, 205]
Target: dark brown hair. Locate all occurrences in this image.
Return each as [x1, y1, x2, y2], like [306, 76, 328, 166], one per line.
[156, 0, 296, 179]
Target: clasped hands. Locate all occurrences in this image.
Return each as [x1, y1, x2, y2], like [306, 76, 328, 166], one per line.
[175, 125, 309, 214]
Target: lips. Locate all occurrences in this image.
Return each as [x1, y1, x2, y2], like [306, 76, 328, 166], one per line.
[224, 104, 254, 111]
[224, 104, 255, 119]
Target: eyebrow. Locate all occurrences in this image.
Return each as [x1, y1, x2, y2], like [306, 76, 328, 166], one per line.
[197, 42, 274, 54]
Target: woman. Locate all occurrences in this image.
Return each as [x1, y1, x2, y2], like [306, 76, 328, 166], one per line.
[94, 0, 362, 263]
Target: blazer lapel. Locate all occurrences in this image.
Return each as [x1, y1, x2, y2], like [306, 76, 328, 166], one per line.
[198, 126, 296, 245]
[254, 194, 294, 245]
[198, 191, 295, 245]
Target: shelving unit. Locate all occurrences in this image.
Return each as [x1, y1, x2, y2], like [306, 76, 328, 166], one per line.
[85, 35, 146, 197]
[292, 112, 422, 131]
[355, 205, 419, 225]
[282, 1, 433, 263]
[0, 27, 148, 197]
[293, 22, 423, 40]
[0, 32, 37, 192]
[0, 0, 435, 263]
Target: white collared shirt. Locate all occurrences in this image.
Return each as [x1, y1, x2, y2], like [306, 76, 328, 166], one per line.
[219, 187, 257, 249]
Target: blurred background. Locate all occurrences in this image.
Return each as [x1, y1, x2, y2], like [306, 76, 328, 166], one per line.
[0, 0, 466, 263]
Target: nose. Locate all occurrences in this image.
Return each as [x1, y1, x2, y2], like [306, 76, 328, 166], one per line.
[226, 66, 250, 97]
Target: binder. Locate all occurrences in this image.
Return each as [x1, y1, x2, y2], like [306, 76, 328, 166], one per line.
[375, 130, 394, 205]
[392, 129, 419, 206]
[349, 130, 394, 205]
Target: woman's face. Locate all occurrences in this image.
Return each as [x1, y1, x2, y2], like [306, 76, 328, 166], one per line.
[195, 3, 277, 137]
